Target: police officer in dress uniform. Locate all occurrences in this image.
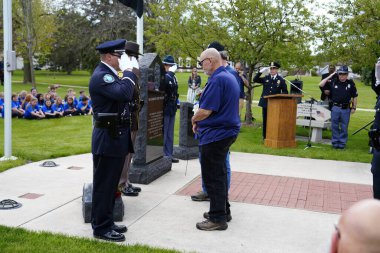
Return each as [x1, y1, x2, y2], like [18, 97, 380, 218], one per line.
[370, 58, 380, 199]
[90, 39, 139, 242]
[162, 55, 180, 163]
[253, 62, 288, 139]
[319, 65, 358, 149]
[320, 65, 336, 104]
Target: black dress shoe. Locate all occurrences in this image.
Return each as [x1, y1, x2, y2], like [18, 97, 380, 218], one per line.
[94, 230, 125, 242]
[171, 158, 179, 163]
[111, 224, 128, 233]
[120, 185, 139, 196]
[128, 183, 141, 192]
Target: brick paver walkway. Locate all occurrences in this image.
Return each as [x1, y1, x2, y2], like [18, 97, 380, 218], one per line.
[177, 172, 373, 214]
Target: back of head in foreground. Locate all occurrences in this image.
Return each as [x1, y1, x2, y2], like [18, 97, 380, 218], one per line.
[330, 199, 380, 253]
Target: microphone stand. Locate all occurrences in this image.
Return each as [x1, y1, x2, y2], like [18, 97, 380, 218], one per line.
[283, 78, 320, 150]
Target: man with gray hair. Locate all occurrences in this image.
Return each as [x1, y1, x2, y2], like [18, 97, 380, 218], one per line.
[192, 48, 240, 231]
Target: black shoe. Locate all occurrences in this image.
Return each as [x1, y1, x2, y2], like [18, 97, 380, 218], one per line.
[191, 191, 210, 201]
[128, 183, 141, 192]
[203, 212, 232, 222]
[111, 224, 128, 233]
[120, 185, 139, 197]
[171, 158, 179, 163]
[94, 230, 125, 242]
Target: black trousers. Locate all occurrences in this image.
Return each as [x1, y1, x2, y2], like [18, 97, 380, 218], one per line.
[200, 136, 236, 223]
[91, 154, 125, 235]
[372, 149, 380, 199]
[262, 107, 267, 139]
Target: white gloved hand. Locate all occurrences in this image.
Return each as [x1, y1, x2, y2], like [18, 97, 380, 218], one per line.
[118, 53, 133, 71]
[168, 64, 177, 73]
[375, 62, 380, 85]
[260, 67, 269, 73]
[130, 56, 139, 69]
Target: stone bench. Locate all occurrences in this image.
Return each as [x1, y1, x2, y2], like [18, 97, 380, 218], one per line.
[296, 119, 331, 143]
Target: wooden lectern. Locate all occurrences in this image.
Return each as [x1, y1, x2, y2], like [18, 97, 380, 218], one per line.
[263, 94, 303, 148]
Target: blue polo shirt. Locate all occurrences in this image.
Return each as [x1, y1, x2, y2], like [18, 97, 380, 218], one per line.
[42, 105, 55, 114]
[197, 66, 240, 145]
[52, 104, 64, 112]
[24, 104, 39, 118]
[12, 100, 20, 109]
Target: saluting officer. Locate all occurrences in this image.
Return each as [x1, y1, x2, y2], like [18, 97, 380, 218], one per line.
[319, 65, 358, 149]
[253, 62, 288, 139]
[162, 55, 180, 163]
[90, 39, 138, 242]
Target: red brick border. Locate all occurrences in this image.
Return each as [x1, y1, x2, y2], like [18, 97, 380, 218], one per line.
[176, 172, 373, 214]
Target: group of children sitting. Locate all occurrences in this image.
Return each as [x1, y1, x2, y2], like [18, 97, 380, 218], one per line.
[0, 85, 93, 120]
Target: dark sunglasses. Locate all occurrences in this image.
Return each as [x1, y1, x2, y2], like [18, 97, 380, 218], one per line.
[198, 58, 211, 67]
[110, 53, 122, 59]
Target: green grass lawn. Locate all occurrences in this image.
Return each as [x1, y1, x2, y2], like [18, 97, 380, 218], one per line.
[0, 225, 179, 253]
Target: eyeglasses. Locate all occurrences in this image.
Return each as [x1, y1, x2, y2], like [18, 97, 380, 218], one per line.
[198, 58, 211, 67]
[110, 53, 122, 59]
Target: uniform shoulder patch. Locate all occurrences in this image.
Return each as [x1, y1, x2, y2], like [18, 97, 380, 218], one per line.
[103, 74, 115, 83]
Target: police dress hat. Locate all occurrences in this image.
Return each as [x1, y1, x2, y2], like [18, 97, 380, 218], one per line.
[207, 41, 225, 52]
[125, 41, 143, 56]
[269, 62, 281, 68]
[337, 65, 349, 74]
[162, 55, 176, 65]
[96, 39, 126, 54]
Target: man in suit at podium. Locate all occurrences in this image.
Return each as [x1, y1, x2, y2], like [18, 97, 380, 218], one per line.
[253, 62, 288, 139]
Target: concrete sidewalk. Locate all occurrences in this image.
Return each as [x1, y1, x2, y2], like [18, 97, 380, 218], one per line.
[0, 152, 373, 253]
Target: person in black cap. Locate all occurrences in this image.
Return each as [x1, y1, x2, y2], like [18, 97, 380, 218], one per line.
[162, 55, 180, 163]
[118, 41, 143, 197]
[319, 65, 358, 149]
[320, 65, 337, 104]
[253, 61, 288, 139]
[90, 39, 139, 242]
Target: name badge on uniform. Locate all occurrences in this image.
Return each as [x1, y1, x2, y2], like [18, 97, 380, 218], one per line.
[348, 84, 351, 88]
[266, 80, 269, 83]
[277, 80, 280, 84]
[335, 85, 338, 89]
[103, 74, 115, 83]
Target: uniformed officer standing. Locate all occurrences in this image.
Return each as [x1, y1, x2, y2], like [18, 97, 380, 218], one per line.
[89, 39, 138, 242]
[253, 62, 288, 139]
[370, 59, 380, 199]
[319, 65, 358, 149]
[162, 55, 180, 163]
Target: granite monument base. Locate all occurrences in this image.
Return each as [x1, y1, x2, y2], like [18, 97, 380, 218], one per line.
[129, 157, 172, 184]
[82, 183, 124, 223]
[173, 145, 199, 160]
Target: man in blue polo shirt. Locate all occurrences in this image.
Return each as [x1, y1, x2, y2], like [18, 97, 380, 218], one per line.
[192, 48, 240, 231]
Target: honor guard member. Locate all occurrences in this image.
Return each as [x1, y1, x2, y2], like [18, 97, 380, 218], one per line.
[320, 65, 336, 104]
[370, 58, 380, 199]
[253, 62, 288, 139]
[89, 39, 138, 242]
[162, 55, 180, 163]
[319, 65, 358, 149]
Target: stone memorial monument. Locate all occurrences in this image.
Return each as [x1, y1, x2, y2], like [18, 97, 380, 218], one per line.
[129, 53, 172, 184]
[173, 102, 199, 159]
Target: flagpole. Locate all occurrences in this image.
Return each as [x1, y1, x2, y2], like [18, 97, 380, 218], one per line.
[136, 15, 143, 54]
[1, 0, 17, 161]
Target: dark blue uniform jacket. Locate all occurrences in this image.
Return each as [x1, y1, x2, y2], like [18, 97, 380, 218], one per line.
[89, 62, 137, 157]
[253, 72, 288, 107]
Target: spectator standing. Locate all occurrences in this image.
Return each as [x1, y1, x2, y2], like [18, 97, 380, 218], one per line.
[187, 67, 201, 103]
[319, 65, 358, 149]
[162, 55, 180, 163]
[235, 62, 249, 119]
[320, 65, 336, 104]
[192, 48, 240, 231]
[253, 62, 288, 139]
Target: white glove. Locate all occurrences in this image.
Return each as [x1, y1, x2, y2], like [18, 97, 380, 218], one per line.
[130, 56, 139, 69]
[375, 62, 380, 85]
[118, 53, 133, 71]
[260, 67, 269, 73]
[169, 64, 177, 73]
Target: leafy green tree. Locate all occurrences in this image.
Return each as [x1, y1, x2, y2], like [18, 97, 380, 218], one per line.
[315, 0, 380, 85]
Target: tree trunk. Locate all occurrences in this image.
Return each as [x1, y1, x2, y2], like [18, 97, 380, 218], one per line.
[21, 0, 35, 86]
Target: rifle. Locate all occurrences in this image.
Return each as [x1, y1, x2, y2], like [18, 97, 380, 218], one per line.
[352, 120, 374, 135]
